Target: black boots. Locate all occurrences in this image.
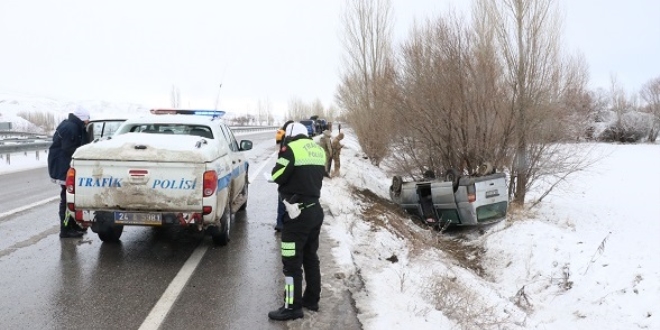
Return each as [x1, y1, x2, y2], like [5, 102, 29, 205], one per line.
[268, 306, 303, 321]
[302, 301, 319, 312]
[59, 220, 85, 238]
[59, 228, 84, 238]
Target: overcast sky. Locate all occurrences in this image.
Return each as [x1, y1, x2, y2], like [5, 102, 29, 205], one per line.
[0, 0, 658, 116]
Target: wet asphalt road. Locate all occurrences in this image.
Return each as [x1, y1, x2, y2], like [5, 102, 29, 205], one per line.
[0, 131, 298, 330]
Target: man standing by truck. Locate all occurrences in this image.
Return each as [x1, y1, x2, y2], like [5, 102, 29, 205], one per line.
[268, 122, 326, 321]
[48, 107, 90, 238]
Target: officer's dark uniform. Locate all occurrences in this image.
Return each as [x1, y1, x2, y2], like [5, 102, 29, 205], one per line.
[268, 123, 326, 321]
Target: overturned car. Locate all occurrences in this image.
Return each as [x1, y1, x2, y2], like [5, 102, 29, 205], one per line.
[389, 166, 508, 229]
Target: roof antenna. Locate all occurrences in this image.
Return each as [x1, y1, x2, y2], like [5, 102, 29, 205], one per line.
[214, 65, 228, 110]
[213, 83, 223, 110]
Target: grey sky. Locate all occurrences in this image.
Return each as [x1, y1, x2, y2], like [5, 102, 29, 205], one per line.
[0, 0, 658, 116]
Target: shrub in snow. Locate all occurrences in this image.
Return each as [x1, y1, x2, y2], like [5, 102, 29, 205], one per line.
[597, 110, 653, 143]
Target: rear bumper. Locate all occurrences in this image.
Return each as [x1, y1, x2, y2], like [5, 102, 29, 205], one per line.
[75, 209, 218, 228]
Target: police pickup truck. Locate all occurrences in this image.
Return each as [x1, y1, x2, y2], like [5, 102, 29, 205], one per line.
[66, 109, 252, 245]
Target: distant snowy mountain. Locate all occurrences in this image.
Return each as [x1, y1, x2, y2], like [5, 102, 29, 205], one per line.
[0, 92, 150, 120]
[0, 92, 244, 133]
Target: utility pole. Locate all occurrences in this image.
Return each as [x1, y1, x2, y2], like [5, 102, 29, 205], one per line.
[214, 83, 223, 110]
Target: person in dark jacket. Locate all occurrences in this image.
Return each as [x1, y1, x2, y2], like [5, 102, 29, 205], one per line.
[48, 107, 90, 238]
[268, 122, 326, 321]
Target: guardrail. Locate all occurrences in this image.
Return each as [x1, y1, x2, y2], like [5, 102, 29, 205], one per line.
[0, 126, 277, 154]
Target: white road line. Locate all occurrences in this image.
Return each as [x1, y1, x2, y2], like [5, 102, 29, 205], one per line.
[138, 241, 210, 330]
[0, 196, 59, 219]
[138, 151, 277, 330]
[249, 151, 278, 183]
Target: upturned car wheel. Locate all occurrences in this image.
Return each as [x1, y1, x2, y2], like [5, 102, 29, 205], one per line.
[391, 176, 403, 196]
[477, 162, 494, 176]
[444, 169, 460, 192]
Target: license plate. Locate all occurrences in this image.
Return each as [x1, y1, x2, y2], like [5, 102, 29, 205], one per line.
[114, 212, 162, 225]
[485, 189, 499, 198]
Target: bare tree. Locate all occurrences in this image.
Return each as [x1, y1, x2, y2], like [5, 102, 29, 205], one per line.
[640, 76, 660, 142]
[256, 99, 273, 125]
[170, 85, 180, 108]
[336, 0, 396, 166]
[285, 97, 312, 121]
[479, 0, 589, 205]
[16, 111, 55, 133]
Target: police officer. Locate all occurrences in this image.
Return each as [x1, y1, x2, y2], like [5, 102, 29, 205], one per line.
[268, 122, 326, 321]
[48, 106, 90, 238]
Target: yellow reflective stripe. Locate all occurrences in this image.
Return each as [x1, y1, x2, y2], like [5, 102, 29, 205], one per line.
[272, 167, 286, 181]
[276, 157, 290, 166]
[285, 277, 294, 307]
[281, 241, 296, 257]
[63, 209, 72, 226]
[295, 158, 326, 166]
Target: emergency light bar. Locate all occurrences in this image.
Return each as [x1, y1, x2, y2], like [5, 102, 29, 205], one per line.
[150, 109, 226, 118]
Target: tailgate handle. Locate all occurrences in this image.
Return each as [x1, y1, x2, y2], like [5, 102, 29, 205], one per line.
[128, 169, 149, 184]
[135, 145, 147, 150]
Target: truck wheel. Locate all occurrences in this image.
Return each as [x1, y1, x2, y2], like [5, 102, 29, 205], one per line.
[98, 224, 123, 242]
[390, 176, 402, 196]
[210, 197, 232, 246]
[477, 162, 494, 176]
[238, 172, 248, 212]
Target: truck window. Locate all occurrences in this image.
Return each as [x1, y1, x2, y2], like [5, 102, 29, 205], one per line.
[219, 124, 239, 152]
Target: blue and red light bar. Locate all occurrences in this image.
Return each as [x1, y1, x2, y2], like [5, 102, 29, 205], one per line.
[150, 109, 225, 118]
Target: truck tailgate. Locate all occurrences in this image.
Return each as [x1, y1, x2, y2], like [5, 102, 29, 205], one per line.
[72, 160, 205, 212]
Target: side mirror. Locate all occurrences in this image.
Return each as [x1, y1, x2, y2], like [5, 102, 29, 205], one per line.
[239, 140, 253, 151]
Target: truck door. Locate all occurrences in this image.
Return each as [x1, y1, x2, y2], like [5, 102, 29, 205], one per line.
[218, 124, 245, 200]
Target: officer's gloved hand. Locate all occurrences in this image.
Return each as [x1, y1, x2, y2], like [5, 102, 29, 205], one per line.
[282, 199, 301, 219]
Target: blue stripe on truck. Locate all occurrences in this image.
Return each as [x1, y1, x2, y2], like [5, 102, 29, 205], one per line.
[218, 173, 232, 191]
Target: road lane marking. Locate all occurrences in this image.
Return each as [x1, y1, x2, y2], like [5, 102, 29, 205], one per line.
[139, 150, 278, 329]
[0, 196, 59, 220]
[249, 150, 278, 183]
[138, 241, 210, 330]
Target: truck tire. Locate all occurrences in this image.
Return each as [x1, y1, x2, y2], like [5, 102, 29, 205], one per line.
[98, 224, 124, 242]
[477, 162, 494, 176]
[390, 176, 403, 196]
[238, 172, 248, 212]
[210, 196, 232, 246]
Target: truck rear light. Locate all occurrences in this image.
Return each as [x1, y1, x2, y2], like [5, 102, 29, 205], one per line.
[467, 184, 476, 203]
[203, 170, 218, 197]
[75, 210, 83, 221]
[67, 202, 75, 212]
[202, 206, 212, 215]
[66, 168, 76, 193]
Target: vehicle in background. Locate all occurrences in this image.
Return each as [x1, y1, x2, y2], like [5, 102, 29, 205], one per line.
[299, 120, 316, 137]
[86, 117, 130, 142]
[314, 118, 328, 135]
[389, 165, 508, 230]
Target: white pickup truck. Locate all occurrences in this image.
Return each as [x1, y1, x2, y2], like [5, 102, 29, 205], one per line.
[66, 109, 252, 245]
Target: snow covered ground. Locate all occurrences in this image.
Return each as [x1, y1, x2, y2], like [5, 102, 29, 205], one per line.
[2, 129, 658, 329]
[320, 132, 660, 330]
